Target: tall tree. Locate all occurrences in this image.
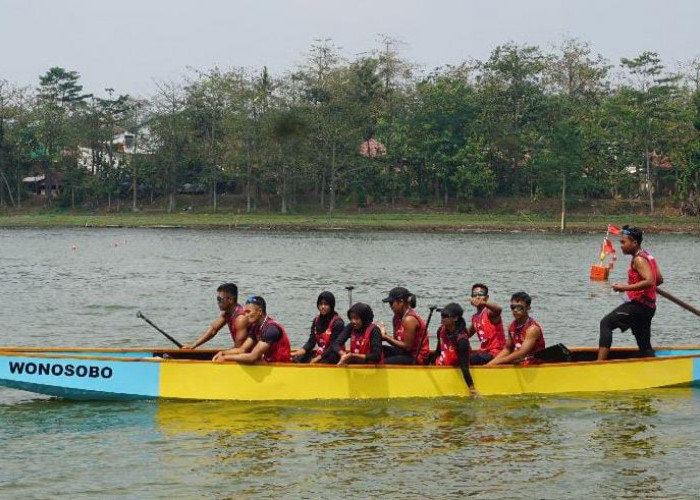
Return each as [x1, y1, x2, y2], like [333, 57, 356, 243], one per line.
[35, 67, 90, 206]
[477, 43, 549, 197]
[150, 82, 191, 213]
[619, 52, 681, 212]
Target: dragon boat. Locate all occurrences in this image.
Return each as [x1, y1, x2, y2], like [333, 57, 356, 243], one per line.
[1, 346, 700, 401]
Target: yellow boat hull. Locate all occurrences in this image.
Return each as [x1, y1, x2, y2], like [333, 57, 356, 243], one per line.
[1, 347, 699, 400]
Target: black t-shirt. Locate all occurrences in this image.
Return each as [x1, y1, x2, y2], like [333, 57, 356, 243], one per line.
[260, 324, 282, 344]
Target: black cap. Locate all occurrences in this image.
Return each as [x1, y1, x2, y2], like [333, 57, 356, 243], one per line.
[382, 286, 411, 303]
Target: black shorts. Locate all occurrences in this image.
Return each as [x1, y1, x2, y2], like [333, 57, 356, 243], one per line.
[600, 301, 656, 351]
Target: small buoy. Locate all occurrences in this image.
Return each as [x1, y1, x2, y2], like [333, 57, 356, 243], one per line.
[71, 244, 78, 251]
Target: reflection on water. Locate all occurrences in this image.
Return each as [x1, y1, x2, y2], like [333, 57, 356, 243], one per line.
[589, 395, 665, 497]
[1, 390, 700, 496]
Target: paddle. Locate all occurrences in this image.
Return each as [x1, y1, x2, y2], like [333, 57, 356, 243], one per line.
[345, 285, 355, 308]
[136, 311, 183, 348]
[657, 288, 700, 318]
[416, 305, 437, 365]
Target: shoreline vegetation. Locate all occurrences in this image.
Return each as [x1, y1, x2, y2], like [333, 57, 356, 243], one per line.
[2, 40, 700, 229]
[2, 209, 699, 234]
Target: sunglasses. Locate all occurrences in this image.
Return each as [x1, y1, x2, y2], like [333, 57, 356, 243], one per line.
[471, 292, 487, 298]
[510, 304, 525, 311]
[216, 296, 230, 304]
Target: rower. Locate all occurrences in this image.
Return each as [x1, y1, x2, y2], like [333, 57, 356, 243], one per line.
[213, 296, 291, 363]
[379, 287, 429, 365]
[487, 292, 545, 365]
[434, 303, 478, 397]
[467, 283, 506, 365]
[337, 303, 383, 365]
[182, 283, 250, 349]
[292, 291, 345, 364]
[598, 226, 664, 361]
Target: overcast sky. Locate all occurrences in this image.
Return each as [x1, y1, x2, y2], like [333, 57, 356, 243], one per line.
[2, 0, 699, 98]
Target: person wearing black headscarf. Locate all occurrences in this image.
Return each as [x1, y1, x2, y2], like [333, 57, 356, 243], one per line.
[336, 303, 383, 365]
[292, 291, 345, 364]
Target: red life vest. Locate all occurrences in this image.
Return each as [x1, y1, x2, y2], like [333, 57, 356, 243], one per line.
[435, 326, 470, 367]
[392, 308, 429, 364]
[224, 304, 248, 345]
[508, 316, 545, 361]
[312, 314, 340, 357]
[471, 308, 506, 356]
[350, 323, 383, 364]
[627, 250, 659, 309]
[256, 317, 291, 363]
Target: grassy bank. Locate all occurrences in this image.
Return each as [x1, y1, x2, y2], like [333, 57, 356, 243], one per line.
[1, 211, 699, 233]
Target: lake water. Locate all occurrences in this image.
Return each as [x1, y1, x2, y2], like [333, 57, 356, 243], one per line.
[1, 228, 699, 498]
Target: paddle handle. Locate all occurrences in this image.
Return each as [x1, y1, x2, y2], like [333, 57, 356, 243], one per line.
[345, 286, 354, 308]
[415, 305, 437, 365]
[657, 288, 700, 318]
[137, 311, 183, 348]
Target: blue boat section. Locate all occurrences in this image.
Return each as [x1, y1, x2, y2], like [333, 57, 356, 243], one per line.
[0, 355, 160, 400]
[693, 358, 700, 387]
[656, 350, 700, 357]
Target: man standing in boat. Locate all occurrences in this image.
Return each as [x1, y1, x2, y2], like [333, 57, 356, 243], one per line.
[182, 283, 251, 349]
[467, 283, 506, 365]
[487, 292, 546, 365]
[213, 296, 291, 363]
[598, 226, 664, 361]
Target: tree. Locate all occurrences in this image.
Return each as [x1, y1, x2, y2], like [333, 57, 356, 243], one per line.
[0, 80, 32, 208]
[35, 67, 90, 206]
[79, 90, 131, 209]
[619, 52, 681, 212]
[544, 39, 609, 228]
[477, 43, 550, 197]
[150, 82, 191, 213]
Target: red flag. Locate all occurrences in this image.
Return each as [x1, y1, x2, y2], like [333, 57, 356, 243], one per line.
[607, 224, 621, 235]
[603, 237, 616, 255]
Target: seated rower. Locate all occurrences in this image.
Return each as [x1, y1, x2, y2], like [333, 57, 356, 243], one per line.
[487, 292, 545, 366]
[183, 283, 250, 349]
[292, 291, 345, 364]
[337, 303, 383, 365]
[379, 287, 429, 365]
[467, 283, 506, 365]
[434, 303, 478, 398]
[213, 296, 291, 363]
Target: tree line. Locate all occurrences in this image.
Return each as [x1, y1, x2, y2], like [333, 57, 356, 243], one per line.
[1, 37, 700, 215]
